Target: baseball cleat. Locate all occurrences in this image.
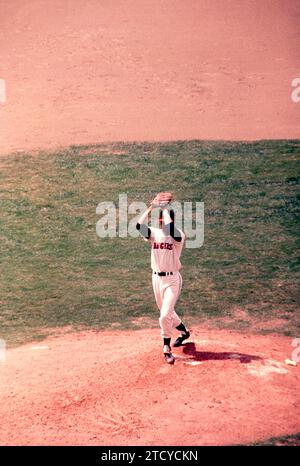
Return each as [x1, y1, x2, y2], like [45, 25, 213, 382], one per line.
[163, 345, 175, 364]
[173, 330, 190, 347]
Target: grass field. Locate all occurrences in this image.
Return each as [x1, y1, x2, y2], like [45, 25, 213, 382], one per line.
[0, 140, 299, 346]
[247, 432, 300, 446]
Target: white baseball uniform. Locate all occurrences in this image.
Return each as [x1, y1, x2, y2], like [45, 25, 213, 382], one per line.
[144, 226, 185, 339]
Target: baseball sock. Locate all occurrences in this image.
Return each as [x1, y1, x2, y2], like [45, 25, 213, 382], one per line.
[176, 322, 188, 334]
[163, 338, 171, 349]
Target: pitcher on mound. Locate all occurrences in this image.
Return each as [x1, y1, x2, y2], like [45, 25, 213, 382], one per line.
[136, 192, 190, 364]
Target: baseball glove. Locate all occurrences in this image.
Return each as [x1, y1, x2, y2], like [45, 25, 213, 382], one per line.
[151, 192, 173, 208]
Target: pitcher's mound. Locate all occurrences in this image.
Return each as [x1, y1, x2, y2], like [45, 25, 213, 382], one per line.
[0, 327, 299, 445]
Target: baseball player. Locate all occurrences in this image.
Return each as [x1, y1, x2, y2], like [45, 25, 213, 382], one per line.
[136, 193, 190, 364]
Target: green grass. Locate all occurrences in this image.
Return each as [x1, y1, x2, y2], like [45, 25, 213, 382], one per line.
[0, 140, 299, 346]
[245, 432, 300, 446]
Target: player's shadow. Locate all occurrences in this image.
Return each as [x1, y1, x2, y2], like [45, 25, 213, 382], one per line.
[182, 342, 262, 364]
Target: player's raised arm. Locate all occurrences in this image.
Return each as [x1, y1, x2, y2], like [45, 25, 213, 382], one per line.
[136, 204, 152, 239]
[162, 208, 182, 242]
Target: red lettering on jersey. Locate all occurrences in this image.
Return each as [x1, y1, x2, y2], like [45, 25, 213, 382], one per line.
[152, 242, 173, 250]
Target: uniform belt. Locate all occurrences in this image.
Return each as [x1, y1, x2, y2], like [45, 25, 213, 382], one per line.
[154, 271, 173, 276]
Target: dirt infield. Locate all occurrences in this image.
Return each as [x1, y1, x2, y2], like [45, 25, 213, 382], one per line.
[1, 0, 299, 155]
[0, 0, 299, 447]
[0, 327, 299, 446]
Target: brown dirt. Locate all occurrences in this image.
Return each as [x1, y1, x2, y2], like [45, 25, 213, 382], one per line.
[0, 0, 299, 447]
[0, 326, 299, 446]
[1, 0, 300, 155]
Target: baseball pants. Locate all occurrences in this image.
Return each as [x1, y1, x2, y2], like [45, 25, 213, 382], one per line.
[152, 271, 183, 339]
